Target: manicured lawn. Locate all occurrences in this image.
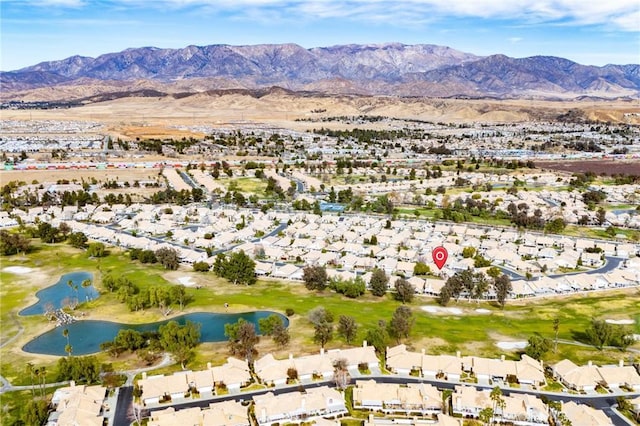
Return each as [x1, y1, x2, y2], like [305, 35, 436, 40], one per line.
[224, 177, 267, 194]
[1, 242, 638, 384]
[563, 225, 640, 241]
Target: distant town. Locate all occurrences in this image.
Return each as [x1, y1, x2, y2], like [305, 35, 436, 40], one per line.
[1, 113, 639, 426]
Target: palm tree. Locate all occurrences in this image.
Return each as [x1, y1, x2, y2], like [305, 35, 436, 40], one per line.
[490, 386, 505, 425]
[553, 317, 560, 353]
[26, 362, 35, 397]
[81, 279, 92, 303]
[67, 279, 79, 306]
[36, 366, 46, 397]
[63, 328, 72, 357]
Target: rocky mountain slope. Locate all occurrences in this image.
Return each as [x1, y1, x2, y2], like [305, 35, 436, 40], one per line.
[2, 43, 638, 100]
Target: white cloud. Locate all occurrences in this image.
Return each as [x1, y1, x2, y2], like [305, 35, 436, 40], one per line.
[13, 0, 640, 32]
[508, 37, 523, 43]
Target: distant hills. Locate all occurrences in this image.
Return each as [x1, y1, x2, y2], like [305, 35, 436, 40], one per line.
[2, 43, 639, 100]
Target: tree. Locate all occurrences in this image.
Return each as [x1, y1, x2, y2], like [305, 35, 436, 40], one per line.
[337, 315, 358, 344]
[193, 261, 210, 272]
[0, 229, 31, 255]
[287, 367, 298, 383]
[155, 247, 180, 270]
[113, 329, 145, 353]
[330, 276, 366, 298]
[36, 365, 47, 397]
[25, 362, 36, 397]
[214, 251, 257, 285]
[365, 320, 389, 357]
[308, 306, 333, 325]
[158, 320, 201, 369]
[258, 314, 284, 336]
[303, 265, 328, 291]
[37, 222, 59, 243]
[272, 322, 290, 348]
[58, 222, 72, 239]
[596, 207, 607, 225]
[388, 305, 414, 343]
[224, 318, 259, 366]
[545, 217, 566, 234]
[314, 321, 333, 349]
[552, 317, 560, 353]
[68, 231, 88, 249]
[525, 334, 552, 360]
[369, 268, 389, 297]
[63, 328, 72, 357]
[462, 246, 476, 258]
[490, 386, 505, 424]
[585, 318, 612, 349]
[333, 358, 349, 389]
[413, 262, 431, 276]
[486, 266, 502, 279]
[493, 274, 512, 309]
[87, 242, 106, 258]
[170, 285, 188, 310]
[394, 278, 415, 304]
[22, 399, 49, 426]
[478, 407, 494, 426]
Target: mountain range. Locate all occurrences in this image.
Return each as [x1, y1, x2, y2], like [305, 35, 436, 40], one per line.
[2, 43, 639, 100]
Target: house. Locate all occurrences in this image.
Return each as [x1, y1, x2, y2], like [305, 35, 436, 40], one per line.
[254, 353, 293, 386]
[138, 372, 189, 405]
[552, 360, 602, 392]
[253, 386, 347, 426]
[272, 263, 303, 280]
[48, 383, 107, 426]
[210, 357, 252, 392]
[451, 385, 491, 418]
[516, 355, 546, 386]
[423, 354, 462, 381]
[386, 344, 423, 375]
[462, 355, 517, 383]
[597, 363, 640, 391]
[557, 401, 613, 426]
[352, 380, 442, 414]
[499, 393, 548, 424]
[325, 342, 379, 371]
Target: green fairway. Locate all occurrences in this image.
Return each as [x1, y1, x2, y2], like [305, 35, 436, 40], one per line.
[1, 241, 638, 384]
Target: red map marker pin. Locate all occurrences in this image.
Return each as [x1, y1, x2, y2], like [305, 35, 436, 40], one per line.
[432, 246, 448, 270]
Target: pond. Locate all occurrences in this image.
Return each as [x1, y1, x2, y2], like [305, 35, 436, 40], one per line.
[22, 311, 288, 356]
[19, 271, 99, 316]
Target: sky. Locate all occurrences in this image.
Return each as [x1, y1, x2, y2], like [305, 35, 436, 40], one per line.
[1, 0, 639, 71]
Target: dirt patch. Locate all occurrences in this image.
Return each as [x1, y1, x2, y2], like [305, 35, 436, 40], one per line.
[0, 168, 164, 186]
[536, 160, 640, 176]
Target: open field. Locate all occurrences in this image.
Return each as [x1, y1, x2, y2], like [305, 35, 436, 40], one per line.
[536, 160, 640, 176]
[1, 241, 638, 387]
[2, 95, 639, 140]
[0, 168, 163, 186]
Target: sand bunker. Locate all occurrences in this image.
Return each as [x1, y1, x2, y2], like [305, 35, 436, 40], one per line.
[605, 319, 635, 325]
[496, 341, 528, 350]
[177, 276, 197, 287]
[3, 266, 34, 274]
[421, 306, 463, 315]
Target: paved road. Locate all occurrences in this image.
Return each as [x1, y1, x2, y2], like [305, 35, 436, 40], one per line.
[499, 255, 625, 281]
[113, 386, 133, 426]
[135, 374, 639, 425]
[177, 170, 200, 189]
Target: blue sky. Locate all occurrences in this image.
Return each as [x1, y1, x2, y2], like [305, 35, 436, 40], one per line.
[1, 0, 639, 71]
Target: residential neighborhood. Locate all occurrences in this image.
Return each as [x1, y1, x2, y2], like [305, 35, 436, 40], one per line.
[1, 116, 639, 426]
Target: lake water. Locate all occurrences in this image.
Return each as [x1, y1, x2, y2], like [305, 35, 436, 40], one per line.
[19, 271, 99, 316]
[22, 311, 288, 356]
